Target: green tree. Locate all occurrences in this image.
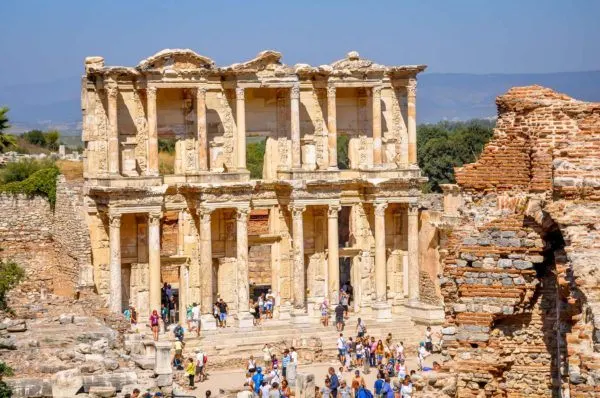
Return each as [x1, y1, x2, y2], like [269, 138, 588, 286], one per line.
[22, 130, 46, 146]
[0, 107, 16, 153]
[0, 360, 14, 397]
[337, 135, 350, 170]
[44, 130, 61, 151]
[0, 259, 25, 312]
[247, 139, 266, 179]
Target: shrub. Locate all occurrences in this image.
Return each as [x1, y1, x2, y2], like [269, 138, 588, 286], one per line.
[247, 140, 266, 179]
[0, 166, 60, 206]
[0, 260, 25, 312]
[0, 158, 56, 184]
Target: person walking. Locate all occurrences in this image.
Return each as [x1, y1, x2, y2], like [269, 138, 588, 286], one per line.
[337, 333, 346, 365]
[185, 357, 196, 389]
[168, 296, 177, 325]
[195, 349, 207, 382]
[262, 344, 272, 370]
[321, 299, 329, 327]
[328, 367, 339, 398]
[356, 318, 366, 338]
[281, 349, 291, 379]
[424, 327, 434, 353]
[191, 302, 200, 337]
[335, 302, 345, 331]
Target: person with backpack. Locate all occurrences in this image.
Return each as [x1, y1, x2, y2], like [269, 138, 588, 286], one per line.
[328, 367, 339, 398]
[356, 318, 366, 338]
[251, 368, 264, 396]
[380, 376, 394, 398]
[173, 323, 184, 342]
[356, 386, 374, 398]
[374, 370, 385, 396]
[195, 348, 207, 382]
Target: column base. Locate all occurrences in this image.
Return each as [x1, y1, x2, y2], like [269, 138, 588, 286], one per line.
[278, 303, 292, 320]
[201, 314, 217, 331]
[404, 300, 445, 325]
[372, 301, 392, 322]
[235, 311, 254, 328]
[291, 307, 311, 325]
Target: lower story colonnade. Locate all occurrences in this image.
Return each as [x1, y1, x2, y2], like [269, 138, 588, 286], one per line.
[88, 181, 437, 327]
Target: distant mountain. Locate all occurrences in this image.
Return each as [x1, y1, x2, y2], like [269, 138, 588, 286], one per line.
[2, 71, 599, 135]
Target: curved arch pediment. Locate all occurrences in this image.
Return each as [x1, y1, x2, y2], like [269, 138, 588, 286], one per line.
[137, 49, 215, 71]
[224, 50, 283, 71]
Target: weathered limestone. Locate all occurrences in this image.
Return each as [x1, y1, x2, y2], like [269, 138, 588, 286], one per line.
[291, 204, 306, 310]
[327, 204, 340, 303]
[148, 212, 161, 314]
[407, 79, 417, 165]
[108, 213, 121, 313]
[236, 87, 246, 170]
[372, 86, 382, 165]
[326, 83, 337, 169]
[407, 203, 419, 302]
[291, 84, 301, 169]
[105, 82, 119, 175]
[196, 87, 208, 171]
[154, 341, 173, 387]
[146, 87, 158, 176]
[373, 202, 391, 320]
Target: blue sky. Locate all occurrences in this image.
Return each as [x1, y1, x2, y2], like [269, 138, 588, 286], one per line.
[0, 0, 598, 86]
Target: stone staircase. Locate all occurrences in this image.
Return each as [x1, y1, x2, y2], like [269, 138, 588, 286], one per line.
[170, 313, 426, 368]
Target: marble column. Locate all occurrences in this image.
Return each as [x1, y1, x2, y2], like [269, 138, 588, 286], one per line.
[291, 204, 306, 310]
[374, 202, 387, 302]
[327, 204, 341, 304]
[290, 83, 301, 169]
[407, 79, 417, 165]
[408, 204, 420, 302]
[108, 213, 122, 313]
[198, 207, 217, 329]
[178, 263, 188, 326]
[373, 202, 391, 320]
[326, 83, 337, 169]
[196, 87, 208, 171]
[148, 211, 162, 315]
[177, 210, 185, 256]
[236, 207, 253, 327]
[106, 83, 119, 175]
[372, 86, 382, 166]
[236, 87, 246, 170]
[146, 87, 159, 176]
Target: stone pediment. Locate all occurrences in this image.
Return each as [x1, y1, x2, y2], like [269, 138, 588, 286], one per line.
[223, 50, 284, 72]
[137, 49, 215, 72]
[330, 51, 385, 72]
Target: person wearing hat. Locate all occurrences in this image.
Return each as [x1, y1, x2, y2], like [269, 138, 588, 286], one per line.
[267, 364, 280, 386]
[338, 379, 352, 398]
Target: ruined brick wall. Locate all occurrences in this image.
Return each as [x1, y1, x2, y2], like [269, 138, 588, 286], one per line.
[0, 177, 91, 296]
[424, 87, 600, 398]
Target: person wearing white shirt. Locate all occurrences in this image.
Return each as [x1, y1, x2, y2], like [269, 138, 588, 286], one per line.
[290, 346, 298, 365]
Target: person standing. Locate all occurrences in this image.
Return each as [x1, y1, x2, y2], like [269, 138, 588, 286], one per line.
[168, 296, 177, 325]
[195, 349, 207, 382]
[356, 318, 366, 338]
[340, 290, 349, 319]
[328, 367, 339, 398]
[150, 310, 160, 341]
[335, 302, 345, 331]
[381, 376, 394, 398]
[321, 299, 329, 327]
[290, 346, 298, 366]
[251, 368, 264, 396]
[425, 326, 433, 353]
[185, 357, 196, 389]
[281, 349, 290, 379]
[400, 377, 412, 398]
[338, 380, 352, 398]
[373, 370, 385, 397]
[160, 303, 168, 326]
[351, 370, 365, 396]
[337, 333, 346, 365]
[262, 344, 272, 370]
[218, 298, 228, 328]
[191, 302, 200, 337]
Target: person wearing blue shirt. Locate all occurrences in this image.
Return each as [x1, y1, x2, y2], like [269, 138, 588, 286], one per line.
[373, 370, 385, 395]
[328, 367, 339, 398]
[252, 368, 264, 394]
[380, 376, 394, 398]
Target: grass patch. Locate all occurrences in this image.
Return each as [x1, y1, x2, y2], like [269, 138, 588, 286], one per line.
[56, 160, 83, 181]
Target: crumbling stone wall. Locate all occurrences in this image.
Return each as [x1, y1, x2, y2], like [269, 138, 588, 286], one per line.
[428, 86, 600, 398]
[0, 177, 91, 296]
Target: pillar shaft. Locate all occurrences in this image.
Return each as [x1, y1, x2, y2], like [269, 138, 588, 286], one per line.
[236, 87, 246, 170]
[372, 86, 382, 166]
[199, 208, 213, 314]
[290, 84, 301, 169]
[408, 204, 420, 301]
[109, 213, 122, 313]
[327, 84, 337, 169]
[106, 84, 119, 175]
[178, 263, 188, 325]
[374, 202, 387, 302]
[291, 205, 306, 309]
[236, 208, 250, 312]
[146, 87, 159, 175]
[177, 210, 185, 256]
[196, 87, 208, 171]
[407, 79, 417, 165]
[327, 204, 340, 303]
[148, 212, 162, 314]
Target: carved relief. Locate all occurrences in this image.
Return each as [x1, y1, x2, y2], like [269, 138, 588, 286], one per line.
[407, 78, 417, 97]
[220, 89, 236, 168]
[132, 89, 148, 173]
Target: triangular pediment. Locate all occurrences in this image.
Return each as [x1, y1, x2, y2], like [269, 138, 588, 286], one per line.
[137, 49, 215, 71]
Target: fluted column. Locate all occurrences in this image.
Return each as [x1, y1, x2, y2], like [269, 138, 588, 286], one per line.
[236, 208, 250, 312]
[407, 79, 417, 165]
[106, 82, 119, 175]
[198, 207, 213, 314]
[290, 84, 301, 169]
[148, 211, 162, 314]
[372, 86, 382, 166]
[146, 87, 159, 175]
[236, 87, 246, 170]
[327, 83, 337, 169]
[327, 204, 341, 304]
[108, 213, 122, 313]
[291, 204, 306, 309]
[196, 87, 208, 171]
[374, 202, 388, 302]
[408, 204, 420, 301]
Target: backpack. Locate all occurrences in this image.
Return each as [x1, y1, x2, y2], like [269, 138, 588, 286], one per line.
[358, 388, 373, 398]
[203, 354, 208, 364]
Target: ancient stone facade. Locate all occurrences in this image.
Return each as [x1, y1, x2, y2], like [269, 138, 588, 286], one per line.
[81, 48, 443, 326]
[432, 86, 600, 397]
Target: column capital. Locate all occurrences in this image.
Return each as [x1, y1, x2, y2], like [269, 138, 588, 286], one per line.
[197, 86, 207, 97]
[108, 212, 121, 228]
[408, 203, 419, 215]
[197, 207, 213, 222]
[327, 204, 341, 218]
[236, 207, 250, 221]
[146, 86, 157, 98]
[290, 204, 306, 218]
[149, 211, 162, 226]
[235, 86, 245, 100]
[290, 84, 300, 100]
[105, 83, 118, 100]
[407, 78, 417, 97]
[372, 85, 382, 98]
[374, 202, 388, 217]
[326, 82, 336, 97]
